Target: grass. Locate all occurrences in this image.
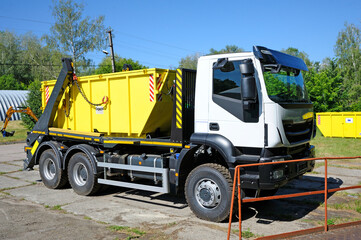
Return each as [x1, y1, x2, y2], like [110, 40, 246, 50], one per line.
[168, 222, 177, 226]
[45, 205, 63, 211]
[328, 200, 361, 214]
[232, 228, 258, 238]
[51, 205, 62, 210]
[108, 225, 146, 239]
[314, 217, 361, 226]
[327, 218, 336, 225]
[311, 128, 361, 157]
[242, 228, 256, 238]
[0, 120, 28, 144]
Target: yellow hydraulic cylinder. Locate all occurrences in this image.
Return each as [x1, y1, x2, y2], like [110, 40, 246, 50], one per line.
[41, 68, 176, 138]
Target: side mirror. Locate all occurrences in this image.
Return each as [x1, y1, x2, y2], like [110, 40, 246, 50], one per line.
[239, 59, 257, 109]
[213, 58, 228, 69]
[239, 59, 255, 75]
[241, 76, 256, 101]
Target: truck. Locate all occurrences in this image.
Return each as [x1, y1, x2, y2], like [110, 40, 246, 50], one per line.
[24, 46, 315, 222]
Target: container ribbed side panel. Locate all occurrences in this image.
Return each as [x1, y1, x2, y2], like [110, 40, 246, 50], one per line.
[0, 90, 29, 121]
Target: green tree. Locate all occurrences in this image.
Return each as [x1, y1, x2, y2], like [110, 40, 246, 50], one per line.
[0, 31, 63, 89]
[22, 80, 42, 130]
[0, 74, 25, 90]
[209, 45, 244, 54]
[304, 63, 343, 112]
[21, 33, 63, 80]
[44, 0, 106, 72]
[334, 22, 361, 110]
[178, 45, 243, 70]
[95, 55, 147, 74]
[178, 53, 200, 70]
[0, 31, 32, 86]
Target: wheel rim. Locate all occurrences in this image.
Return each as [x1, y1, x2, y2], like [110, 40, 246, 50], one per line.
[43, 158, 56, 180]
[73, 162, 88, 186]
[194, 178, 221, 209]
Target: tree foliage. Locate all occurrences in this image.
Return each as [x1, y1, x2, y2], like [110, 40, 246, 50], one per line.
[0, 31, 62, 90]
[22, 80, 42, 130]
[178, 53, 200, 70]
[95, 55, 147, 74]
[334, 22, 361, 110]
[304, 63, 343, 112]
[0, 74, 25, 90]
[178, 45, 243, 70]
[44, 0, 106, 72]
[209, 45, 244, 55]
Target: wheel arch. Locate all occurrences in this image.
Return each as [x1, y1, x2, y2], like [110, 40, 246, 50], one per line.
[63, 144, 99, 174]
[35, 141, 67, 167]
[190, 133, 237, 165]
[175, 143, 231, 195]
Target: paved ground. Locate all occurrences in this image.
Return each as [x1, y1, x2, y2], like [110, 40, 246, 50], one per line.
[1, 143, 361, 239]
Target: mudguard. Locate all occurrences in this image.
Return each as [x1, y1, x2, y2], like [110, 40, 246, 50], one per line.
[63, 144, 99, 174]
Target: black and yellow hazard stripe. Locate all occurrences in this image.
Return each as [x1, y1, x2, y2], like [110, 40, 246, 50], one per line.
[176, 69, 182, 129]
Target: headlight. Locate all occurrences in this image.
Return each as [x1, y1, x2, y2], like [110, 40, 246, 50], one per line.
[272, 158, 285, 162]
[272, 169, 284, 179]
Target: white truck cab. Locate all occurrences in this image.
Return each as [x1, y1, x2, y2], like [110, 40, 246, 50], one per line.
[191, 46, 315, 196]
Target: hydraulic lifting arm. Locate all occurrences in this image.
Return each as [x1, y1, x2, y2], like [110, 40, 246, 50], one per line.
[24, 58, 74, 170]
[1, 106, 38, 137]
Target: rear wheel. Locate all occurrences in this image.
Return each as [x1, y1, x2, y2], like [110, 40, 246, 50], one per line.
[185, 163, 238, 222]
[39, 149, 68, 189]
[68, 152, 100, 196]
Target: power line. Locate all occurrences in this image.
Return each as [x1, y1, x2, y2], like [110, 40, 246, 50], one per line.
[0, 26, 49, 35]
[0, 63, 61, 67]
[116, 42, 180, 60]
[0, 62, 172, 68]
[114, 30, 198, 53]
[114, 39, 184, 58]
[0, 15, 53, 25]
[0, 15, 204, 55]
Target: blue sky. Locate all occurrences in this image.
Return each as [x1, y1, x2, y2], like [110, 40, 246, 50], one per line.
[0, 0, 360, 68]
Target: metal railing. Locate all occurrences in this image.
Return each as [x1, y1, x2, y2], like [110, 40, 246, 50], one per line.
[227, 156, 361, 240]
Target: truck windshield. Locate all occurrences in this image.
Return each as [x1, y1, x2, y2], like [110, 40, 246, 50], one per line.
[263, 66, 309, 103]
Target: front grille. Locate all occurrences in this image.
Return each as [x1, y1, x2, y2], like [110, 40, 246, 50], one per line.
[288, 144, 307, 155]
[283, 119, 313, 144]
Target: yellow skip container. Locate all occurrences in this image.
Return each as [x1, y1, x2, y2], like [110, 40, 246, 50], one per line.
[316, 112, 361, 138]
[41, 69, 176, 138]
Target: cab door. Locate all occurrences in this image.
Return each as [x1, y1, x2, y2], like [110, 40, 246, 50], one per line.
[208, 57, 264, 148]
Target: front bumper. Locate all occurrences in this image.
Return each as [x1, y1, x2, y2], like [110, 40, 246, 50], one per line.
[237, 145, 315, 190]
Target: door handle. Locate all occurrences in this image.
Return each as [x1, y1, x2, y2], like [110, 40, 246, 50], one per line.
[209, 122, 219, 131]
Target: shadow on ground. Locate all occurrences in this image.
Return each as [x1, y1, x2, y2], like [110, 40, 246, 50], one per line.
[240, 175, 343, 223]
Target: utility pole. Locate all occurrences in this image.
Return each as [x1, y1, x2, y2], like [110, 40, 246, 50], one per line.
[107, 30, 116, 73]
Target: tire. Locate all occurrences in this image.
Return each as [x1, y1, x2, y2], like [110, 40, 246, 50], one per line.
[185, 163, 237, 222]
[68, 152, 100, 196]
[39, 149, 68, 189]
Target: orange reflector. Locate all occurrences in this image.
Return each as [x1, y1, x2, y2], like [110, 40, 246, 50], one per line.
[185, 145, 190, 149]
[24, 147, 31, 151]
[100, 150, 104, 154]
[139, 161, 142, 165]
[175, 173, 179, 177]
[60, 146, 64, 149]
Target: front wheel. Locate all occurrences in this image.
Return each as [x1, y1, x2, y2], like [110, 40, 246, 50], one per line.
[39, 149, 68, 189]
[185, 163, 236, 222]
